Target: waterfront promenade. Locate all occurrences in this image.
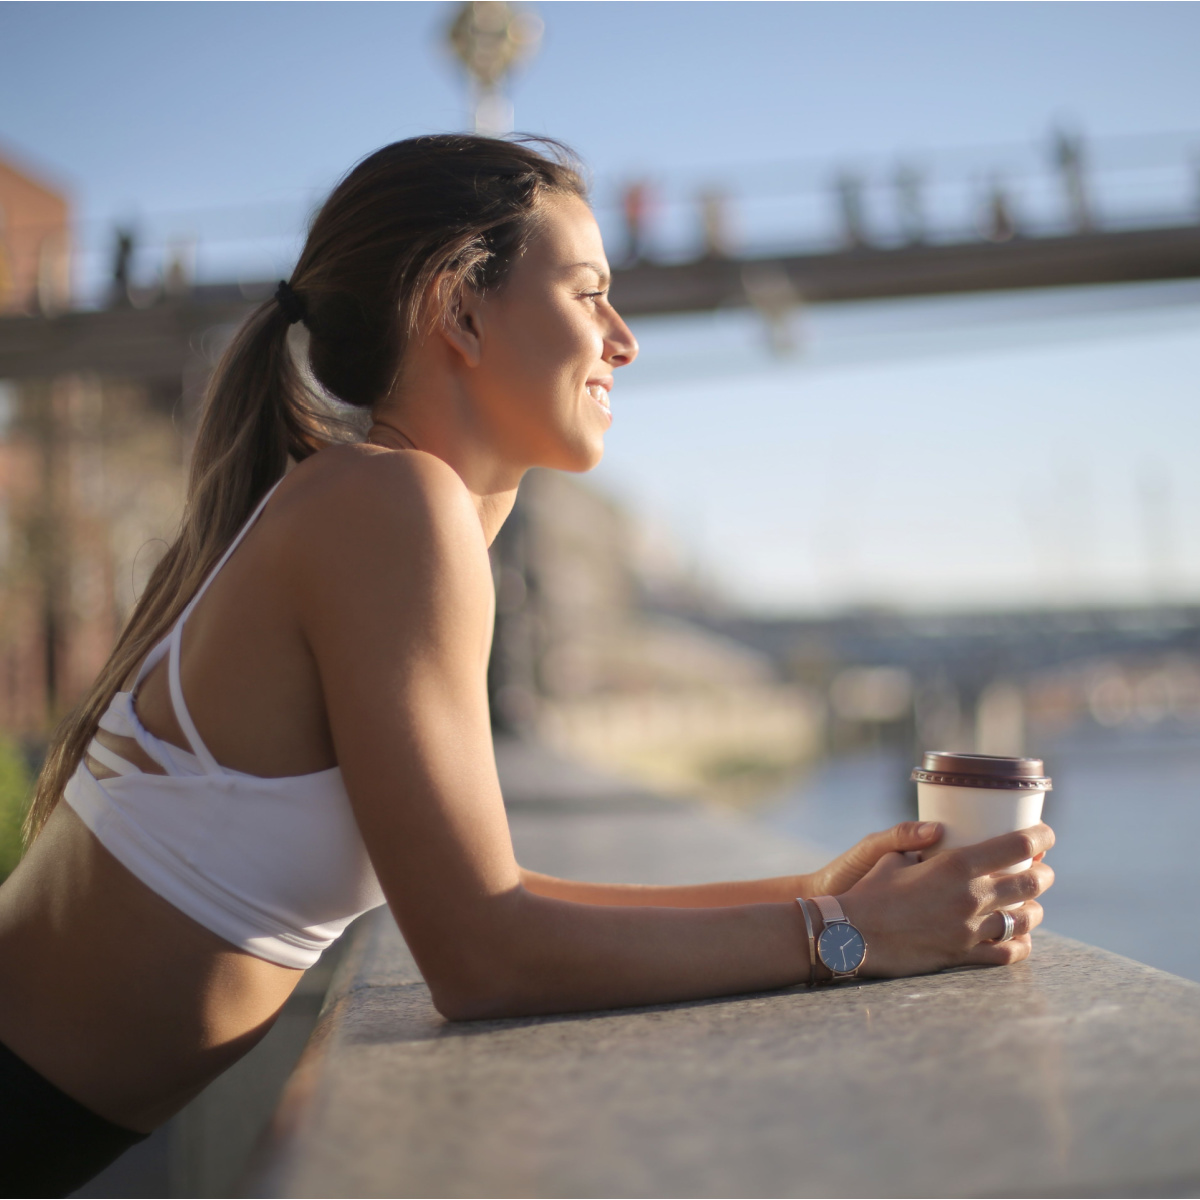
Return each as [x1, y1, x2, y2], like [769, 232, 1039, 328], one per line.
[241, 739, 1200, 1199]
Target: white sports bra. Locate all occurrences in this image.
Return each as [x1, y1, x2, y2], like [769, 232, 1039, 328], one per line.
[63, 480, 386, 969]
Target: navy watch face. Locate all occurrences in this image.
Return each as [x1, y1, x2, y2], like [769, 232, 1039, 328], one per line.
[817, 921, 866, 974]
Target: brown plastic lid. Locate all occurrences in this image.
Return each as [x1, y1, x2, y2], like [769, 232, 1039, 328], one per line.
[910, 751, 1052, 791]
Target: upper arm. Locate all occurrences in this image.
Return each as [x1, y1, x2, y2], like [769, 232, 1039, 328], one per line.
[291, 450, 517, 975]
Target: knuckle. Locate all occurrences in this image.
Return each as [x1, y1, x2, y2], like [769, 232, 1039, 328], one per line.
[1016, 831, 1037, 861]
[945, 851, 974, 884]
[1016, 871, 1040, 900]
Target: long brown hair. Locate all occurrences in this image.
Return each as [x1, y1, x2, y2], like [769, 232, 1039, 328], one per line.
[26, 134, 586, 842]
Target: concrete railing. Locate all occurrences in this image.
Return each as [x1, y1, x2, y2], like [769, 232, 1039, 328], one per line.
[241, 740, 1200, 1199]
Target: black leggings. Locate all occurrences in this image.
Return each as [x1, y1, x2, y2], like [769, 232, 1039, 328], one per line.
[0, 1040, 147, 1197]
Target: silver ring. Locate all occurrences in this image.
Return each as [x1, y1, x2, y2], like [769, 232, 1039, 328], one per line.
[994, 909, 1016, 943]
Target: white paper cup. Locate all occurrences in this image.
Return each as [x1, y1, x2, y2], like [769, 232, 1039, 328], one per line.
[912, 752, 1051, 905]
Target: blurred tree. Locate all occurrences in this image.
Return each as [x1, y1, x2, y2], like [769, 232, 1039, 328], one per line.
[0, 736, 31, 879]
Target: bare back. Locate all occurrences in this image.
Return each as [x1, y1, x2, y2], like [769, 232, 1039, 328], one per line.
[0, 444, 489, 1130]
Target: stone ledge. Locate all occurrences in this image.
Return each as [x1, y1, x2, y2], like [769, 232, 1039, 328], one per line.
[242, 744, 1200, 1199]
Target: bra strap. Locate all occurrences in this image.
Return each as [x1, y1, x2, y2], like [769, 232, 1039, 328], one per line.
[165, 479, 285, 775]
[86, 738, 142, 778]
[132, 634, 169, 692]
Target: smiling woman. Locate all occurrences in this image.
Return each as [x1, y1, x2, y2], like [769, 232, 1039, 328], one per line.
[0, 135, 1053, 1194]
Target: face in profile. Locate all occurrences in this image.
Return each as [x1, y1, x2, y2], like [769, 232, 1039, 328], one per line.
[463, 192, 639, 474]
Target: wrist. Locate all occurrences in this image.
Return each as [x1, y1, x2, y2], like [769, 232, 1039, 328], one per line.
[787, 874, 813, 903]
[795, 897, 835, 984]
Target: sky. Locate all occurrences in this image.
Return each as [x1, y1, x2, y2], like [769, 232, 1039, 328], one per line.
[2, 1, 1199, 612]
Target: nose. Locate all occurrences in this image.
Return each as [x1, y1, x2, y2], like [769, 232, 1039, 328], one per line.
[604, 308, 639, 369]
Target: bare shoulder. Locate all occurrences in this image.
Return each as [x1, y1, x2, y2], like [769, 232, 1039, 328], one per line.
[283, 443, 479, 535]
[270, 445, 493, 622]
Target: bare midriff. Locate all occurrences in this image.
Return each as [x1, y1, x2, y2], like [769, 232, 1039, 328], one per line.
[0, 800, 302, 1132]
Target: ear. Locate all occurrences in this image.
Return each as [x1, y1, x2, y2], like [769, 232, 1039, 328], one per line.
[434, 276, 485, 368]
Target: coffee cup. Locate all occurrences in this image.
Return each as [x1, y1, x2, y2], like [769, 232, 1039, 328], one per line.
[911, 752, 1052, 889]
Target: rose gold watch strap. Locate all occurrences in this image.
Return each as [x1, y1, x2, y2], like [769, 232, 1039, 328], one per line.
[812, 894, 846, 925]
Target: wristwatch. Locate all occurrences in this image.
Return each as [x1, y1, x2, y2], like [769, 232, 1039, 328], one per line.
[812, 895, 868, 980]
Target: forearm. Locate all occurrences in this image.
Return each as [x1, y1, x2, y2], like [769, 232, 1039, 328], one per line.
[519, 867, 810, 908]
[424, 887, 810, 1020]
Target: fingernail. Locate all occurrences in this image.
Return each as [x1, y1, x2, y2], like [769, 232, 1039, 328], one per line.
[918, 822, 940, 838]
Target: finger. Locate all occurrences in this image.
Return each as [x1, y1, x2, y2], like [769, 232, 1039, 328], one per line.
[965, 933, 1032, 967]
[861, 822, 943, 859]
[978, 901, 1043, 943]
[989, 862, 1054, 909]
[892, 820, 943, 849]
[956, 823, 1055, 875]
[833, 822, 943, 878]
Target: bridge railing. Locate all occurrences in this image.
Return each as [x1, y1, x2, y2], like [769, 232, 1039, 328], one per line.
[594, 127, 1200, 264]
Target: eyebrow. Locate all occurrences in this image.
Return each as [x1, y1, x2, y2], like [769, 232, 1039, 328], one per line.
[568, 261, 611, 286]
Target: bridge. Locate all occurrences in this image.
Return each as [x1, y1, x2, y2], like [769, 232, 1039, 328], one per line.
[1, 127, 1197, 381]
[690, 602, 1200, 770]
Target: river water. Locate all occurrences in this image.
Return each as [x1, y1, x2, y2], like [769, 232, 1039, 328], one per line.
[762, 727, 1200, 983]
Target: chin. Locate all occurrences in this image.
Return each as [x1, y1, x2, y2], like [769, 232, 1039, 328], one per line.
[561, 437, 605, 474]
[535, 427, 605, 474]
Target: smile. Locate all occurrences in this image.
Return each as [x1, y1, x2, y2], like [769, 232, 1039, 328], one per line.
[587, 383, 611, 413]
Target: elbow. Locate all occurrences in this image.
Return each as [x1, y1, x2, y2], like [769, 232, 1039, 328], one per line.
[426, 958, 531, 1021]
[420, 894, 538, 1022]
[428, 980, 517, 1022]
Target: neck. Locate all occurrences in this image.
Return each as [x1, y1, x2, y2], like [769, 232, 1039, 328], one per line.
[367, 415, 522, 548]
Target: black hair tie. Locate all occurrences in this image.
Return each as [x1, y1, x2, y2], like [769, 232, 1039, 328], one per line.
[275, 279, 306, 326]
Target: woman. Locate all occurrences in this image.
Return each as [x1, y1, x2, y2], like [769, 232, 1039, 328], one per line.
[0, 136, 1053, 1193]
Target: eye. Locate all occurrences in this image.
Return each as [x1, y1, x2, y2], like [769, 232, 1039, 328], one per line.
[579, 289, 608, 303]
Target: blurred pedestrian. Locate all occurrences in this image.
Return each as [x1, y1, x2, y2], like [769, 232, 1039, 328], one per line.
[621, 179, 653, 263]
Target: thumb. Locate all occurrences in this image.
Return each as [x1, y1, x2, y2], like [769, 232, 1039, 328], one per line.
[838, 822, 939, 876]
[889, 820, 943, 851]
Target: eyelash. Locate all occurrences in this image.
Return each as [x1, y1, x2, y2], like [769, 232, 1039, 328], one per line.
[580, 290, 608, 303]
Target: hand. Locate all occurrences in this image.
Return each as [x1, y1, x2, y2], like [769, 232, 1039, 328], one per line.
[804, 821, 945, 899]
[837, 822, 1056, 978]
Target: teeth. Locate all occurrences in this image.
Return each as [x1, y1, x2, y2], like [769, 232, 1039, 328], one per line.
[589, 385, 610, 410]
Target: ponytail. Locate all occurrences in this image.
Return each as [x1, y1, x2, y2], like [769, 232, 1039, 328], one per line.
[24, 297, 351, 841]
[24, 133, 586, 843]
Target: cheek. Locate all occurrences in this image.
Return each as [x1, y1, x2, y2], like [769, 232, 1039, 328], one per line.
[492, 308, 597, 405]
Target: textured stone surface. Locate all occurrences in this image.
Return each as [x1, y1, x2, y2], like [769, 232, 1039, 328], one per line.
[245, 743, 1200, 1199]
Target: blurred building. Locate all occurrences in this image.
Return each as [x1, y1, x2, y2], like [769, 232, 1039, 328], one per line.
[490, 471, 823, 799]
[0, 152, 196, 742]
[0, 374, 186, 737]
[0, 149, 71, 314]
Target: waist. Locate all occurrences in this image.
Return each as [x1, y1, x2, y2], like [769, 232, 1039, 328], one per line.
[0, 801, 303, 1130]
